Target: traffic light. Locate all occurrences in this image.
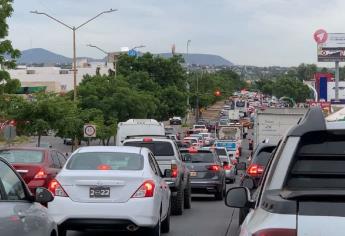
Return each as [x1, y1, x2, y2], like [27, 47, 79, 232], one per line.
[214, 90, 221, 97]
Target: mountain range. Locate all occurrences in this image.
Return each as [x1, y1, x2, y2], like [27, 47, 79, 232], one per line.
[15, 48, 233, 67]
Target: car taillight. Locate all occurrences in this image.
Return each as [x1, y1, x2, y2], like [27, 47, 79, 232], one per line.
[207, 165, 220, 171]
[48, 179, 68, 197]
[132, 180, 155, 198]
[97, 164, 112, 170]
[34, 169, 47, 179]
[223, 164, 232, 170]
[252, 228, 297, 236]
[247, 164, 264, 177]
[171, 164, 178, 178]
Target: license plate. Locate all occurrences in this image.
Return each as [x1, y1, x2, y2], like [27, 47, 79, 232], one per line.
[190, 171, 197, 177]
[89, 187, 110, 198]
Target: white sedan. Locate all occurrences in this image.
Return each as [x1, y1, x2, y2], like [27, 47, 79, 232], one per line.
[47, 146, 171, 236]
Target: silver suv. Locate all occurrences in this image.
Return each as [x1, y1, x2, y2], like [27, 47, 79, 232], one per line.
[124, 136, 191, 215]
[226, 108, 345, 236]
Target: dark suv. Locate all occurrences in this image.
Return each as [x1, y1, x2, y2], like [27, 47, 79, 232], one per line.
[241, 143, 276, 189]
[180, 148, 226, 200]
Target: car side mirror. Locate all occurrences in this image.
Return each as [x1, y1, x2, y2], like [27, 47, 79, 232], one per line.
[164, 169, 172, 178]
[236, 162, 247, 170]
[35, 187, 54, 204]
[225, 187, 252, 208]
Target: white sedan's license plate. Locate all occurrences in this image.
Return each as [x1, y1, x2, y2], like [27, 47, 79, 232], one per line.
[90, 187, 110, 198]
[190, 171, 197, 177]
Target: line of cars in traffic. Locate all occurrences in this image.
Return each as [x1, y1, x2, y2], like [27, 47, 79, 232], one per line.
[0, 117, 244, 236]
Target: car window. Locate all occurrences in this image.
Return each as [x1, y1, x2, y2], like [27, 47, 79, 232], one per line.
[51, 151, 61, 168]
[0, 161, 26, 201]
[181, 152, 215, 163]
[151, 154, 163, 177]
[253, 148, 275, 167]
[148, 153, 159, 175]
[67, 152, 144, 170]
[124, 141, 174, 158]
[215, 148, 227, 156]
[0, 150, 43, 164]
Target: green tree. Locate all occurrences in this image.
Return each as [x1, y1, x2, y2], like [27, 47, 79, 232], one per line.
[0, 0, 21, 94]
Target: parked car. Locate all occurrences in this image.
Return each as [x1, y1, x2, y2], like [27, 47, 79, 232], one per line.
[215, 147, 236, 183]
[226, 108, 345, 235]
[0, 147, 68, 193]
[123, 137, 191, 215]
[0, 156, 57, 236]
[48, 146, 171, 236]
[180, 148, 226, 200]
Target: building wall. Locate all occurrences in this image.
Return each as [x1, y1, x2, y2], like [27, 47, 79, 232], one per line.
[9, 65, 112, 92]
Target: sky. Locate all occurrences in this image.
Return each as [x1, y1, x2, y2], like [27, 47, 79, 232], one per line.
[7, 0, 345, 66]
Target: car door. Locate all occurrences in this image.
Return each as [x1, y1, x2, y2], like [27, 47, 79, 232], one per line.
[149, 153, 169, 217]
[0, 159, 49, 236]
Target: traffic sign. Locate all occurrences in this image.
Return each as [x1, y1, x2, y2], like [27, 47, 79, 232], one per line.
[128, 49, 138, 57]
[314, 29, 328, 44]
[84, 124, 96, 138]
[4, 125, 16, 141]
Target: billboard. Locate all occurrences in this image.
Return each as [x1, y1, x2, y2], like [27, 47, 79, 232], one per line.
[327, 81, 345, 101]
[317, 33, 345, 62]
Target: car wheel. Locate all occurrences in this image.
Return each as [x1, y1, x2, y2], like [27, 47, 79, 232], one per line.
[145, 219, 161, 236]
[184, 180, 192, 209]
[58, 226, 67, 236]
[215, 183, 224, 201]
[161, 204, 171, 233]
[171, 187, 184, 215]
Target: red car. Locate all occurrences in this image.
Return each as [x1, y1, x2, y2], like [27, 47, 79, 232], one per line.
[0, 147, 67, 193]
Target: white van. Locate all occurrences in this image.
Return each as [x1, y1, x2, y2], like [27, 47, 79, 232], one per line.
[115, 119, 165, 146]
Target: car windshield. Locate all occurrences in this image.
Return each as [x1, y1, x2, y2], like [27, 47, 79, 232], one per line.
[215, 149, 227, 156]
[253, 150, 272, 166]
[182, 152, 215, 163]
[124, 141, 174, 157]
[67, 152, 143, 170]
[0, 150, 44, 163]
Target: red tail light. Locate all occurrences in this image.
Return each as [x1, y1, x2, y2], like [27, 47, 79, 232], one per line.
[207, 165, 220, 171]
[48, 179, 68, 197]
[253, 228, 297, 236]
[247, 164, 264, 177]
[143, 137, 153, 142]
[171, 164, 178, 178]
[223, 164, 232, 170]
[97, 164, 112, 170]
[34, 169, 47, 179]
[132, 180, 155, 198]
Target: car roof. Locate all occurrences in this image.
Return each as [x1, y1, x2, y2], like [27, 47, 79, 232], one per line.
[75, 146, 143, 154]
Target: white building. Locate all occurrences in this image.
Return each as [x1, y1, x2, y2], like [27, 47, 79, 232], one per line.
[8, 63, 113, 93]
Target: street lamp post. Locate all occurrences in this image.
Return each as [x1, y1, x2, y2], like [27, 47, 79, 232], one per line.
[86, 44, 109, 66]
[30, 9, 117, 102]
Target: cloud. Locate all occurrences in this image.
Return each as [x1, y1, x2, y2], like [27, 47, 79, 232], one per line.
[7, 0, 345, 66]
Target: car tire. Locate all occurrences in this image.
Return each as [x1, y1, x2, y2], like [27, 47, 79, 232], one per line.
[161, 204, 171, 233]
[58, 226, 67, 236]
[184, 180, 192, 209]
[171, 187, 184, 215]
[215, 182, 225, 201]
[145, 219, 161, 236]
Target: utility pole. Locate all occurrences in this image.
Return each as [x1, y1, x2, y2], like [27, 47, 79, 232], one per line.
[31, 9, 117, 102]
